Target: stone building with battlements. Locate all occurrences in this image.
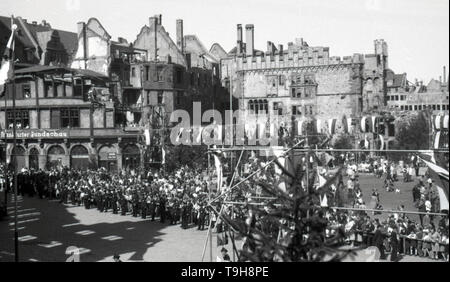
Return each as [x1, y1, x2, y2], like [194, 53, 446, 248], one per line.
[216, 24, 392, 141]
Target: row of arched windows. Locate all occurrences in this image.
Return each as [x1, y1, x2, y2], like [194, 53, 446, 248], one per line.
[248, 99, 269, 115]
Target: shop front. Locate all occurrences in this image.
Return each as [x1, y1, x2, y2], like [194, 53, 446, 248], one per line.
[98, 145, 118, 173]
[70, 145, 90, 170]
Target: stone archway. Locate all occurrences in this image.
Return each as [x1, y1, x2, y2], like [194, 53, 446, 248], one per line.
[122, 144, 141, 172]
[98, 145, 118, 173]
[12, 146, 26, 172]
[29, 147, 40, 171]
[70, 145, 89, 171]
[47, 145, 65, 170]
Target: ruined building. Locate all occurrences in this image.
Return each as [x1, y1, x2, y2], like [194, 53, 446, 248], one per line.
[217, 24, 391, 138]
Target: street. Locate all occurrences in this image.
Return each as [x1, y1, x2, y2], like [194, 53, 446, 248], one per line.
[0, 194, 227, 262]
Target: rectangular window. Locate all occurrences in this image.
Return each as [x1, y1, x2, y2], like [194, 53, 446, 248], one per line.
[157, 91, 163, 104]
[6, 110, 29, 129]
[418, 105, 422, 110]
[176, 69, 183, 84]
[70, 109, 80, 128]
[156, 66, 164, 82]
[432, 105, 436, 110]
[23, 84, 31, 99]
[61, 108, 70, 128]
[145, 66, 150, 81]
[437, 105, 441, 110]
[131, 67, 136, 78]
[146, 91, 151, 105]
[400, 105, 404, 110]
[51, 109, 61, 129]
[273, 102, 282, 115]
[279, 75, 285, 87]
[60, 108, 80, 128]
[73, 79, 82, 97]
[292, 106, 301, 116]
[176, 91, 183, 105]
[292, 88, 296, 98]
[414, 105, 417, 110]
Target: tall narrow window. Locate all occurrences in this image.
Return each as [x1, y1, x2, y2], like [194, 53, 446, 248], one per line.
[23, 84, 31, 99]
[157, 91, 164, 104]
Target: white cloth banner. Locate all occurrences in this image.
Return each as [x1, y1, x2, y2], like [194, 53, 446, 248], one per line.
[436, 185, 449, 211]
[213, 154, 223, 192]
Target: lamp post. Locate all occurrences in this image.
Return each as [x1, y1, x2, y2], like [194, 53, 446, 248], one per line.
[10, 25, 19, 262]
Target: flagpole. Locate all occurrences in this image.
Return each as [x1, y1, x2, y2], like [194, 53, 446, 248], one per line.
[10, 16, 18, 262]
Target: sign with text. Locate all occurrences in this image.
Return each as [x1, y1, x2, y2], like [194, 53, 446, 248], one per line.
[1, 129, 69, 139]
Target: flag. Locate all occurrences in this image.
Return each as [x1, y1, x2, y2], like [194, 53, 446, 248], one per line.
[418, 155, 449, 212]
[371, 116, 377, 133]
[297, 120, 305, 136]
[434, 131, 441, 150]
[0, 17, 17, 96]
[342, 116, 349, 133]
[364, 134, 369, 149]
[144, 129, 151, 146]
[360, 117, 367, 133]
[378, 134, 384, 151]
[161, 147, 166, 165]
[212, 151, 223, 192]
[316, 119, 322, 134]
[443, 115, 449, 130]
[433, 115, 442, 131]
[347, 118, 353, 134]
[328, 119, 337, 135]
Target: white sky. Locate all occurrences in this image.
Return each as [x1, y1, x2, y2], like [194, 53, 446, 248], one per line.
[1, 0, 449, 82]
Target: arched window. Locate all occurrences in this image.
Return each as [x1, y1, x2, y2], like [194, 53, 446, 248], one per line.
[48, 145, 65, 155]
[71, 145, 89, 171]
[258, 100, 264, 114]
[122, 144, 141, 172]
[47, 145, 65, 170]
[29, 148, 40, 170]
[249, 100, 255, 113]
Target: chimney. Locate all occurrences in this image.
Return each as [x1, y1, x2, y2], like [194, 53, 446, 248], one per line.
[237, 24, 243, 55]
[245, 24, 254, 57]
[158, 14, 162, 25]
[278, 44, 283, 55]
[444, 66, 447, 84]
[149, 16, 158, 27]
[149, 17, 158, 61]
[32, 21, 37, 25]
[77, 22, 87, 68]
[267, 41, 272, 54]
[41, 20, 46, 26]
[176, 19, 184, 53]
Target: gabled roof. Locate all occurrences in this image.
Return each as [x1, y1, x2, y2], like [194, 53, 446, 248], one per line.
[209, 43, 228, 60]
[392, 73, 407, 88]
[184, 34, 218, 64]
[0, 15, 77, 56]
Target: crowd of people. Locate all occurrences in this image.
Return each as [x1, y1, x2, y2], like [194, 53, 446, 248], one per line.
[1, 152, 448, 262]
[322, 157, 449, 261]
[8, 166, 213, 231]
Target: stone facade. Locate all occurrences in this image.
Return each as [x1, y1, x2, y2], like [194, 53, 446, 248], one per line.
[218, 24, 393, 141]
